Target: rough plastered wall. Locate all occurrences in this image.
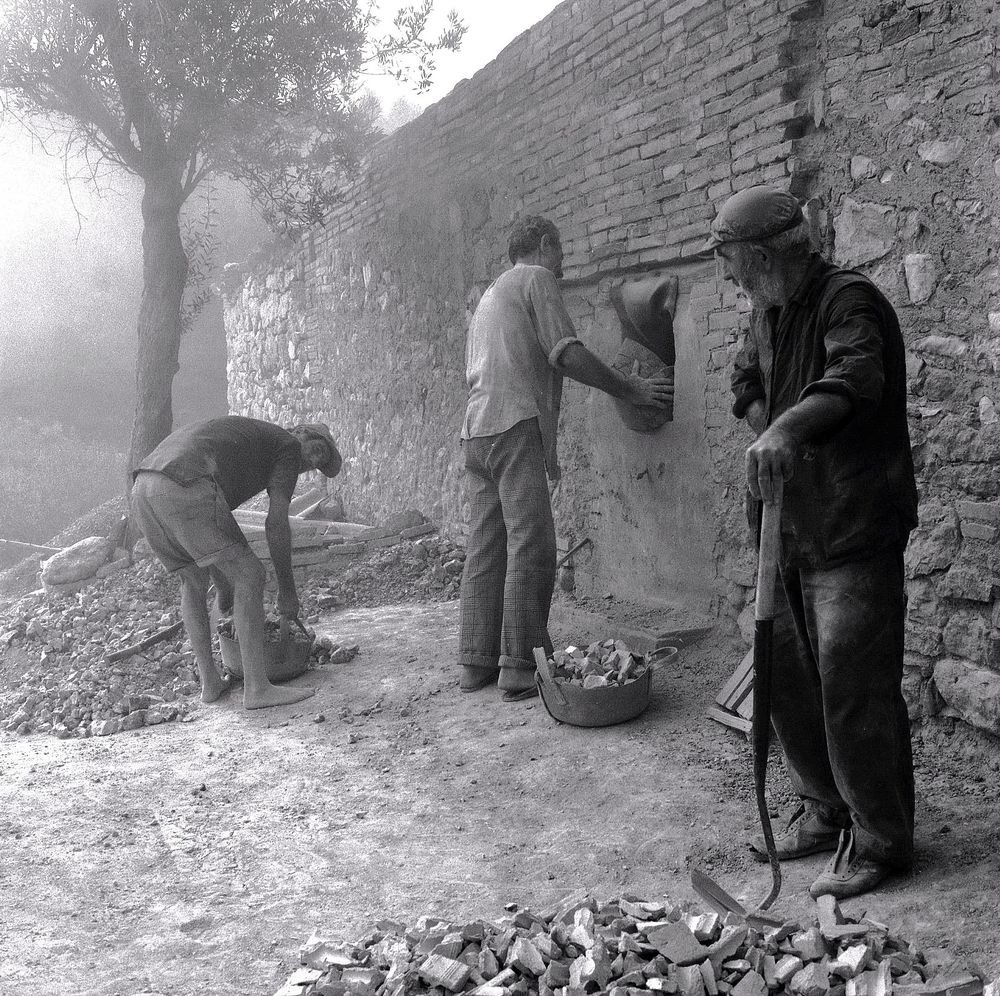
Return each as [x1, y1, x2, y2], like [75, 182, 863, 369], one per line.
[224, 0, 1000, 737]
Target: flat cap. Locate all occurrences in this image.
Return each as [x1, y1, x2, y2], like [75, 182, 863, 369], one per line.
[293, 422, 342, 478]
[703, 185, 804, 251]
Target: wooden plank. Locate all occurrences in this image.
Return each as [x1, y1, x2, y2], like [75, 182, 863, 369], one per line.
[296, 496, 331, 520]
[0, 538, 63, 554]
[232, 511, 325, 536]
[245, 530, 332, 550]
[730, 671, 753, 709]
[734, 686, 754, 721]
[715, 648, 753, 707]
[706, 703, 751, 736]
[288, 487, 325, 516]
[232, 507, 320, 527]
[252, 547, 347, 567]
[322, 521, 376, 538]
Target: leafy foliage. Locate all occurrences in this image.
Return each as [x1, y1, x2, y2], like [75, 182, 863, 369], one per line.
[0, 0, 465, 471]
[179, 185, 221, 335]
[0, 0, 465, 231]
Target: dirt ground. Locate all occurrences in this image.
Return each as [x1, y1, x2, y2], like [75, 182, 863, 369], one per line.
[1, 595, 998, 996]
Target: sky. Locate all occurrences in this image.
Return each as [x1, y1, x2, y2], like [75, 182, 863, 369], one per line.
[364, 0, 564, 109]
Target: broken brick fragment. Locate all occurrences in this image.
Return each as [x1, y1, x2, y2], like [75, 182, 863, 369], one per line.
[419, 954, 474, 992]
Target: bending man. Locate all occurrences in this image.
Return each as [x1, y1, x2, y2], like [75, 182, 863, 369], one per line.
[131, 415, 341, 710]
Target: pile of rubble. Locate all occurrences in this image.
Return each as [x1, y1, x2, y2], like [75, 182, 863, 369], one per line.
[276, 892, 995, 996]
[0, 503, 462, 739]
[548, 640, 647, 688]
[0, 558, 195, 739]
[312, 536, 467, 608]
[0, 558, 356, 740]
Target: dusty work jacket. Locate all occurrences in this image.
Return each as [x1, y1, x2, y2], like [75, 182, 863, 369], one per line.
[731, 254, 918, 569]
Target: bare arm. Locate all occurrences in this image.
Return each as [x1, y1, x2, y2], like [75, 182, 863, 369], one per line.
[557, 341, 674, 408]
[264, 456, 300, 617]
[265, 497, 297, 618]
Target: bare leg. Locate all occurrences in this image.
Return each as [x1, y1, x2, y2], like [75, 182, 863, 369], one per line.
[212, 548, 315, 709]
[178, 565, 234, 703]
[209, 565, 235, 615]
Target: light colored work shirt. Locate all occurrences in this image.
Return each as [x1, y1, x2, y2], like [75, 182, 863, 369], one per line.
[461, 263, 580, 479]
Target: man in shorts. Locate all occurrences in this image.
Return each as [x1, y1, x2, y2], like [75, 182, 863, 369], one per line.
[131, 416, 342, 710]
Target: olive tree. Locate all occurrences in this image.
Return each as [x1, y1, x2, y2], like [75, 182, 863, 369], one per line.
[0, 0, 464, 473]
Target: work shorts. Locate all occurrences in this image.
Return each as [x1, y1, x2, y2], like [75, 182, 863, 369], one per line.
[131, 471, 247, 573]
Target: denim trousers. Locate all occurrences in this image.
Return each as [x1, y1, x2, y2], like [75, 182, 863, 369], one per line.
[457, 418, 556, 672]
[771, 545, 915, 868]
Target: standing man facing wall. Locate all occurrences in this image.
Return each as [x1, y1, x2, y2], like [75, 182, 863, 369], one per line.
[458, 215, 674, 701]
[709, 186, 918, 899]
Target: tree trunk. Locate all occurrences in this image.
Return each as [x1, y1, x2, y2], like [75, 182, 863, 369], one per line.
[126, 171, 189, 483]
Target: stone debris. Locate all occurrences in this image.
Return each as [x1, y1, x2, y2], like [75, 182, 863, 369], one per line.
[0, 506, 458, 739]
[276, 893, 996, 996]
[0, 556, 357, 740]
[0, 558, 196, 739]
[216, 615, 360, 668]
[548, 640, 647, 689]
[313, 535, 467, 608]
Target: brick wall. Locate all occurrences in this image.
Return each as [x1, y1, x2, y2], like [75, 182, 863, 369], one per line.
[223, 0, 1000, 737]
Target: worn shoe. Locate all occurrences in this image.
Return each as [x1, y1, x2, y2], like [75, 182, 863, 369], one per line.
[460, 665, 498, 692]
[501, 684, 539, 702]
[749, 803, 845, 863]
[498, 665, 538, 701]
[809, 829, 891, 899]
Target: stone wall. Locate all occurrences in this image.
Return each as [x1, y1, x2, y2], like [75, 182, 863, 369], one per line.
[223, 0, 1000, 738]
[793, 0, 1000, 735]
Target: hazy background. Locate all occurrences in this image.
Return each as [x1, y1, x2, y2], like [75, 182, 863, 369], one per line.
[0, 0, 561, 561]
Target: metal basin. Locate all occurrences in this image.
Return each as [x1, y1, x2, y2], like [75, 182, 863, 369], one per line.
[532, 645, 677, 728]
[219, 619, 313, 683]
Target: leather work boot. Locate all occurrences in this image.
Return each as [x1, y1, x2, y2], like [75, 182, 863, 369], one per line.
[460, 665, 498, 692]
[809, 829, 892, 899]
[749, 803, 845, 862]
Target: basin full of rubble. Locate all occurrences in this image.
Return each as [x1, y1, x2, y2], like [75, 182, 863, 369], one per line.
[548, 640, 650, 689]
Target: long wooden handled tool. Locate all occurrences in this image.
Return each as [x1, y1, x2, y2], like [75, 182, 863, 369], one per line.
[691, 483, 783, 916]
[752, 482, 783, 910]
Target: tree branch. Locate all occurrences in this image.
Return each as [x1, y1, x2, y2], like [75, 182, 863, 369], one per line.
[94, 3, 168, 168]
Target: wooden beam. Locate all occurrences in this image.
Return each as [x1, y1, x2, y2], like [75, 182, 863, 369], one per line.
[0, 538, 63, 554]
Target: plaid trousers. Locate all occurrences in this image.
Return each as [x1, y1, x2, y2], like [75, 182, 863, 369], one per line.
[458, 418, 556, 672]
